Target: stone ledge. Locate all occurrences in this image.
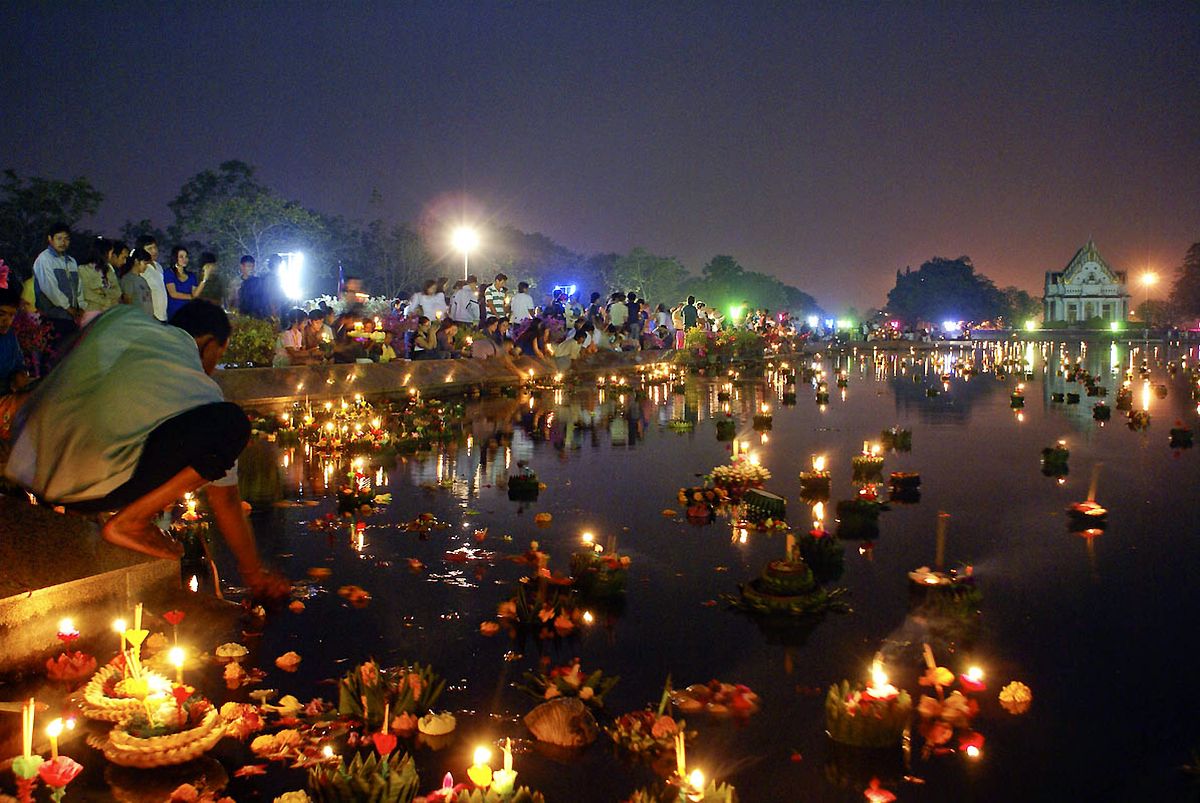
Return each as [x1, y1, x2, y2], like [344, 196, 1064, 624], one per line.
[214, 350, 675, 408]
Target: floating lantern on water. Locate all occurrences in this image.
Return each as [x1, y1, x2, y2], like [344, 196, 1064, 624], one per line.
[799, 454, 831, 500]
[825, 653, 913, 748]
[1068, 464, 1107, 528]
[1041, 439, 1070, 476]
[752, 402, 773, 430]
[851, 442, 884, 482]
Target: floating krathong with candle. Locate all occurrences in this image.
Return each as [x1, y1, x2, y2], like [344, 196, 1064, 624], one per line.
[81, 663, 173, 723]
[879, 427, 912, 452]
[887, 472, 921, 504]
[307, 750, 419, 803]
[1126, 409, 1151, 431]
[677, 485, 730, 520]
[799, 454, 832, 500]
[728, 533, 849, 617]
[1040, 441, 1070, 476]
[1067, 464, 1107, 527]
[670, 680, 760, 718]
[741, 488, 786, 524]
[507, 461, 542, 501]
[570, 534, 631, 598]
[825, 656, 913, 748]
[337, 660, 445, 729]
[851, 443, 884, 482]
[815, 381, 831, 405]
[714, 415, 737, 442]
[100, 689, 224, 768]
[1169, 422, 1194, 449]
[1092, 402, 1112, 421]
[752, 403, 773, 430]
[624, 781, 739, 803]
[781, 388, 797, 406]
[835, 487, 888, 540]
[1010, 385, 1025, 408]
[709, 456, 771, 497]
[1066, 392, 1080, 405]
[523, 697, 598, 747]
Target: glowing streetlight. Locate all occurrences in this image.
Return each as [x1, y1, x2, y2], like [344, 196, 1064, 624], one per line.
[452, 226, 480, 281]
[1140, 271, 1157, 339]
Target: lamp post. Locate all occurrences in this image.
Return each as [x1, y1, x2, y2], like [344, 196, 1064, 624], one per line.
[451, 226, 479, 282]
[1140, 271, 1157, 345]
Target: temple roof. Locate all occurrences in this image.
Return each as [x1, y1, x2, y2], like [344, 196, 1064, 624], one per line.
[1058, 239, 1123, 285]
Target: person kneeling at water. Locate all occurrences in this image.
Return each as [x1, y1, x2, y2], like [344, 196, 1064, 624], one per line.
[3, 300, 287, 599]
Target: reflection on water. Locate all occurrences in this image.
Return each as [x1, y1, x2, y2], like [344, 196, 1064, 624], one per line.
[226, 342, 1200, 803]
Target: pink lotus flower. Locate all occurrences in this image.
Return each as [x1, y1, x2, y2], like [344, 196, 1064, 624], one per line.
[37, 756, 82, 788]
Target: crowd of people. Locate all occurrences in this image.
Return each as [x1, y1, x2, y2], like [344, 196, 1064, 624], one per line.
[0, 221, 810, 391]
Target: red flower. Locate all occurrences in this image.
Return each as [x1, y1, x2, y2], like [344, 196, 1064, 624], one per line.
[37, 756, 83, 787]
[372, 732, 398, 756]
[163, 610, 186, 626]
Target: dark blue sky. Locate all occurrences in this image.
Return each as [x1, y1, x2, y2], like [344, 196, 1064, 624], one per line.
[3, 2, 1197, 308]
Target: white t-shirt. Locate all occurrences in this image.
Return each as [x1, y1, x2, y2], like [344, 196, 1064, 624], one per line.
[510, 292, 535, 322]
[143, 262, 169, 321]
[409, 292, 447, 319]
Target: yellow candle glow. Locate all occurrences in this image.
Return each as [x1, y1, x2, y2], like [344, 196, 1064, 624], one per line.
[812, 454, 826, 472]
[46, 717, 63, 760]
[168, 646, 185, 685]
[688, 769, 705, 792]
[467, 746, 493, 788]
[966, 666, 984, 683]
[582, 611, 594, 624]
[113, 618, 127, 654]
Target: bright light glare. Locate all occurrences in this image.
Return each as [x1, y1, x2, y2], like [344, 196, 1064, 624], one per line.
[280, 251, 305, 300]
[805, 315, 819, 328]
[1141, 272, 1157, 287]
[473, 746, 492, 766]
[1109, 321, 1120, 332]
[1024, 319, 1037, 332]
[452, 226, 480, 254]
[942, 320, 960, 333]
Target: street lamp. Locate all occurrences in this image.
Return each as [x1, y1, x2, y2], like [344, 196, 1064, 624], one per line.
[1140, 271, 1157, 341]
[451, 226, 479, 282]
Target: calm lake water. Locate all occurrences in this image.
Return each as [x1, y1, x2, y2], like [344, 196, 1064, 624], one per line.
[208, 341, 1199, 802]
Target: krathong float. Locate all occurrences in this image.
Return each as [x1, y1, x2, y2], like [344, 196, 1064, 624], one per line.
[825, 655, 913, 749]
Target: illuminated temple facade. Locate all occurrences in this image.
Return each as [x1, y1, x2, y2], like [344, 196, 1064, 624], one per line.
[1043, 239, 1129, 324]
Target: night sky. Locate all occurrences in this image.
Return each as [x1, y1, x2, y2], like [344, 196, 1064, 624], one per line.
[3, 2, 1197, 309]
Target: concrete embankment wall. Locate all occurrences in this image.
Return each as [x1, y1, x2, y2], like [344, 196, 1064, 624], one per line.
[214, 351, 676, 408]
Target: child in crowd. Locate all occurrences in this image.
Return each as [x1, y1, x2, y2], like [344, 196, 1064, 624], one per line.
[119, 248, 155, 317]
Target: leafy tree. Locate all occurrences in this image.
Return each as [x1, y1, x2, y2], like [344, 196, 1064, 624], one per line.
[885, 256, 1005, 325]
[607, 247, 689, 304]
[1169, 241, 1200, 319]
[361, 220, 432, 298]
[0, 170, 103, 276]
[999, 286, 1042, 325]
[694, 254, 819, 315]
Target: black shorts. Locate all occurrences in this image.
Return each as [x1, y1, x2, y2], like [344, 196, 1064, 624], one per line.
[69, 402, 249, 513]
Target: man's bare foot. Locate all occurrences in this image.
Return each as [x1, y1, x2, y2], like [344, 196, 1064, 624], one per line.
[101, 517, 184, 560]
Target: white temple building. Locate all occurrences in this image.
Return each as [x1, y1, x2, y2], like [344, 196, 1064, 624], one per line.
[1043, 239, 1129, 324]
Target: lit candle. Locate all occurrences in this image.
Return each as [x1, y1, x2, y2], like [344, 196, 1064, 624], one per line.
[812, 454, 826, 473]
[56, 618, 79, 646]
[687, 769, 706, 801]
[46, 718, 63, 760]
[467, 746, 493, 788]
[959, 666, 987, 692]
[188, 575, 199, 593]
[168, 646, 185, 685]
[865, 654, 898, 700]
[113, 618, 127, 655]
[582, 611, 594, 625]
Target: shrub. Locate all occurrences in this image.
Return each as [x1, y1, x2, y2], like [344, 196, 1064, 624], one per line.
[223, 314, 278, 367]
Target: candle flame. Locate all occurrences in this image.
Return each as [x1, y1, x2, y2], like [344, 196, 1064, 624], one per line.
[871, 659, 888, 688]
[168, 646, 185, 668]
[813, 455, 826, 472]
[966, 744, 981, 758]
[688, 769, 705, 790]
[966, 666, 984, 683]
[188, 575, 199, 593]
[57, 617, 76, 634]
[582, 532, 594, 544]
[113, 618, 127, 633]
[748, 453, 760, 466]
[582, 611, 594, 624]
[46, 718, 63, 738]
